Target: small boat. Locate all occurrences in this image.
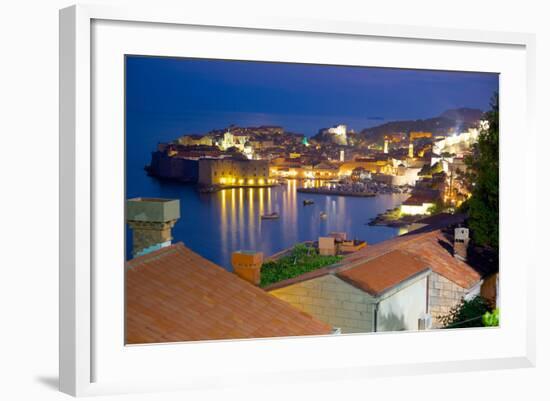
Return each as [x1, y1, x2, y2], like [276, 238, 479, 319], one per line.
[197, 185, 218, 193]
[303, 199, 315, 206]
[320, 211, 328, 219]
[261, 212, 280, 220]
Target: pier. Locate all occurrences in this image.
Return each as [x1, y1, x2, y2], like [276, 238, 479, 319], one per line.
[297, 187, 376, 197]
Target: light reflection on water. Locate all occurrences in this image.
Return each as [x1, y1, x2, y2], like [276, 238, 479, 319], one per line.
[126, 178, 408, 270]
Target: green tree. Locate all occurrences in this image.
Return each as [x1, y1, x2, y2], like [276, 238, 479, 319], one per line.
[419, 161, 443, 177]
[427, 198, 445, 215]
[464, 93, 499, 249]
[439, 296, 492, 329]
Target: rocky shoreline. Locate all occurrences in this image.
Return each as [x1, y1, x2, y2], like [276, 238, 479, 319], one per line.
[368, 207, 423, 227]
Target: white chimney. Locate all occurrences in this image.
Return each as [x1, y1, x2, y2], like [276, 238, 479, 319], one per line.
[453, 227, 469, 262]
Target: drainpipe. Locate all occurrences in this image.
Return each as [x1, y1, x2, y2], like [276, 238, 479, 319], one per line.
[426, 275, 430, 314]
[373, 303, 379, 333]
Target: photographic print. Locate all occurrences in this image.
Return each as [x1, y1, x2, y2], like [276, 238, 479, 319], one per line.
[125, 56, 499, 344]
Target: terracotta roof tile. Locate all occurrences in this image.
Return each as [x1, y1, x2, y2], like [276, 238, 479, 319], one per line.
[336, 250, 430, 296]
[126, 243, 332, 344]
[342, 229, 481, 289]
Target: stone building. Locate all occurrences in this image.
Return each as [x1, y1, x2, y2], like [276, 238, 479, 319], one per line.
[177, 134, 213, 147]
[260, 214, 492, 330]
[338, 158, 393, 176]
[400, 189, 441, 215]
[265, 250, 432, 333]
[198, 158, 270, 186]
[311, 162, 339, 179]
[320, 124, 348, 145]
[338, 215, 486, 327]
[409, 131, 433, 141]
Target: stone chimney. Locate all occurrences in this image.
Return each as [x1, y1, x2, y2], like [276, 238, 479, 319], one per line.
[231, 251, 263, 286]
[127, 198, 180, 257]
[453, 227, 469, 262]
[318, 236, 336, 256]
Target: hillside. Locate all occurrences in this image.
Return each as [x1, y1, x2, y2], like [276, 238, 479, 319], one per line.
[358, 108, 484, 144]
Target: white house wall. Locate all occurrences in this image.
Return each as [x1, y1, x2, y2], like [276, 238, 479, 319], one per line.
[376, 276, 429, 332]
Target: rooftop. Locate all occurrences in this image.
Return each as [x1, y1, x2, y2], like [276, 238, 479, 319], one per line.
[126, 243, 332, 344]
[265, 215, 484, 292]
[336, 250, 430, 296]
[342, 228, 482, 289]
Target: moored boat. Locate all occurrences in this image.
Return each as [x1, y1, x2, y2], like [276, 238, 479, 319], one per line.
[261, 212, 280, 220]
[197, 185, 219, 193]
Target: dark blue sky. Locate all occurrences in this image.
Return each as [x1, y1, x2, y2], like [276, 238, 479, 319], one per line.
[126, 56, 498, 137]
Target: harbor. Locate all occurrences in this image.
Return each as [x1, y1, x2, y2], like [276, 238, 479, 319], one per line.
[297, 187, 376, 197]
[125, 177, 408, 269]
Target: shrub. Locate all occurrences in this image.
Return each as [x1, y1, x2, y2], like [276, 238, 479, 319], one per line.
[482, 308, 499, 327]
[439, 296, 492, 329]
[260, 244, 342, 287]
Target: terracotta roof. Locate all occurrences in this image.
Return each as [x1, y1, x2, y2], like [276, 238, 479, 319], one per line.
[265, 217, 482, 292]
[336, 250, 430, 296]
[342, 229, 481, 289]
[126, 243, 332, 344]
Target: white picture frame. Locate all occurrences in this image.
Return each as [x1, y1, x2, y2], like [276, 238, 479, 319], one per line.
[59, 4, 536, 397]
